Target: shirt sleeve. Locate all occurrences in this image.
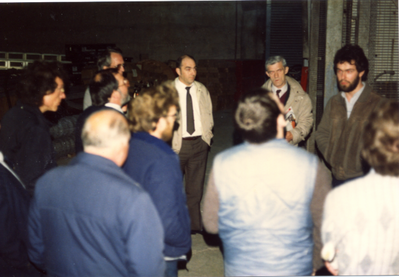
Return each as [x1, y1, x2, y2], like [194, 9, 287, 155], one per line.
[315, 99, 333, 160]
[311, 162, 332, 270]
[145, 159, 190, 250]
[202, 169, 219, 234]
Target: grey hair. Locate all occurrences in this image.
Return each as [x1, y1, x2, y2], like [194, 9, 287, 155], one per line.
[82, 110, 130, 149]
[265, 55, 287, 70]
[235, 88, 281, 143]
[97, 48, 123, 70]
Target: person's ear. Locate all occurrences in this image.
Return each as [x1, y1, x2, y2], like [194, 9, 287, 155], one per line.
[284, 66, 289, 75]
[176, 67, 181, 77]
[266, 71, 270, 78]
[156, 117, 167, 133]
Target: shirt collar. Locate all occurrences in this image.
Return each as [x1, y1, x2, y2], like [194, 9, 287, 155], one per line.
[176, 77, 195, 90]
[105, 102, 124, 114]
[340, 82, 366, 103]
[272, 82, 288, 94]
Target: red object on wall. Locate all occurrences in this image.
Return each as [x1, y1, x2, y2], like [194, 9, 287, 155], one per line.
[301, 67, 308, 92]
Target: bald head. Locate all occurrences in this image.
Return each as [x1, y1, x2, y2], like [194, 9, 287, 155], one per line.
[82, 109, 130, 166]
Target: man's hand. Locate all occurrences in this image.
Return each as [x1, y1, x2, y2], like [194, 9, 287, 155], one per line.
[285, 131, 293, 142]
[325, 261, 338, 275]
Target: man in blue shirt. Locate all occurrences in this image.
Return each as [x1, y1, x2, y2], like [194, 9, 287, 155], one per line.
[123, 81, 191, 277]
[28, 109, 165, 276]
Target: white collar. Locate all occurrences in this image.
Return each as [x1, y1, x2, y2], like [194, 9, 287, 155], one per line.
[105, 102, 124, 114]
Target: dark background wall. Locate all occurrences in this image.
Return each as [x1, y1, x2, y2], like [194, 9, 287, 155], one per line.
[0, 2, 268, 62]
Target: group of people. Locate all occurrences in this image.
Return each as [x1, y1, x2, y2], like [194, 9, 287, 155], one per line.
[0, 43, 397, 277]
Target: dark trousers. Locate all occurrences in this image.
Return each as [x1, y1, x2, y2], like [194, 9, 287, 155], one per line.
[179, 137, 209, 231]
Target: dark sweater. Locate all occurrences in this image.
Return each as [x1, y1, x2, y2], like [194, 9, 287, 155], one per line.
[0, 102, 56, 195]
[123, 132, 191, 258]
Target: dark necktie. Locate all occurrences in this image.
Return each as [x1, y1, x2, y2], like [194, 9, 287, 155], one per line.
[276, 89, 281, 98]
[186, 87, 195, 135]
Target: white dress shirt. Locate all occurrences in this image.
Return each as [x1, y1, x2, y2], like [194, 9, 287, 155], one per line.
[175, 78, 203, 138]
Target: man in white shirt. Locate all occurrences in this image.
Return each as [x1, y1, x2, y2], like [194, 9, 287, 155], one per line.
[172, 55, 214, 234]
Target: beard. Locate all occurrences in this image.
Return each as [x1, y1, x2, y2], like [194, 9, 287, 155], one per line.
[338, 74, 360, 93]
[161, 122, 174, 142]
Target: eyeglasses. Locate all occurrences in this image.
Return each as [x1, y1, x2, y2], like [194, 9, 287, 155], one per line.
[164, 113, 179, 120]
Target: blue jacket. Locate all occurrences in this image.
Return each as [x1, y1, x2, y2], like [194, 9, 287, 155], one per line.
[28, 152, 165, 277]
[123, 132, 191, 258]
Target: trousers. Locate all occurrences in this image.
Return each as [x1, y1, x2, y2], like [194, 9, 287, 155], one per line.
[179, 137, 209, 231]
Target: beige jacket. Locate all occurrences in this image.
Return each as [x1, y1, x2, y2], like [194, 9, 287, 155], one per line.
[262, 76, 313, 146]
[172, 78, 214, 154]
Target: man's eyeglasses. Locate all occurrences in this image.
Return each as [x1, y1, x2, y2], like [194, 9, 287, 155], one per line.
[164, 113, 179, 120]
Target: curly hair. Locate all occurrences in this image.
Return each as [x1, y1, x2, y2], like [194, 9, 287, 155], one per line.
[362, 101, 399, 176]
[235, 88, 281, 143]
[334, 44, 369, 81]
[17, 60, 68, 107]
[127, 81, 180, 133]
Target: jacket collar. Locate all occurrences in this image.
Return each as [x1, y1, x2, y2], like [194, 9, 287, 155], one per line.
[133, 131, 175, 155]
[71, 152, 121, 172]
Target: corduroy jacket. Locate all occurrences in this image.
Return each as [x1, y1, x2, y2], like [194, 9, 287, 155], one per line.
[315, 85, 385, 180]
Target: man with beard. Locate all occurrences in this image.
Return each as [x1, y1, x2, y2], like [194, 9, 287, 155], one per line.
[315, 44, 386, 187]
[123, 81, 191, 277]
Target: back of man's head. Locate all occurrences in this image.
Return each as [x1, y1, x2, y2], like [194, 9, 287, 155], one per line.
[128, 81, 180, 133]
[82, 109, 130, 166]
[362, 101, 399, 177]
[333, 44, 369, 81]
[265, 55, 287, 70]
[235, 88, 281, 143]
[18, 60, 68, 107]
[89, 68, 119, 106]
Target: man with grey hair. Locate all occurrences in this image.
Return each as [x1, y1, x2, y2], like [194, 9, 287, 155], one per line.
[83, 48, 125, 109]
[261, 55, 313, 146]
[28, 110, 165, 276]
